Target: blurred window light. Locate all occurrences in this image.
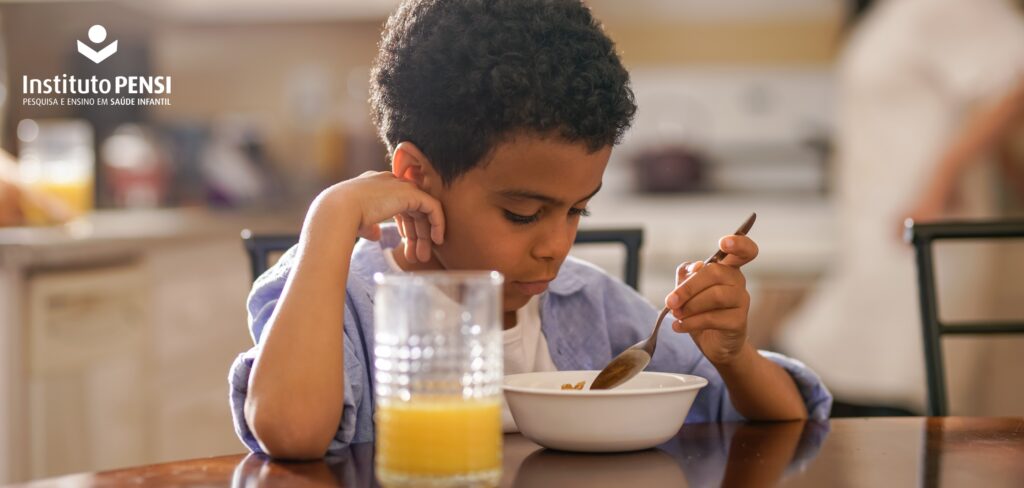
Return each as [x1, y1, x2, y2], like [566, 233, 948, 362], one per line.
[17, 119, 39, 143]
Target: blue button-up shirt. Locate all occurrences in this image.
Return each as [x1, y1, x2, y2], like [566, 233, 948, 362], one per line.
[229, 225, 832, 455]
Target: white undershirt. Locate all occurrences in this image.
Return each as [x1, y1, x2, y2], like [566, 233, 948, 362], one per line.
[501, 294, 558, 431]
[382, 248, 557, 432]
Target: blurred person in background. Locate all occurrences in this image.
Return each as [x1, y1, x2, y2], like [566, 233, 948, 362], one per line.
[779, 0, 1024, 415]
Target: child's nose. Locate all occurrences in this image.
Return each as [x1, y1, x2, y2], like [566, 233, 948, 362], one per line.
[531, 225, 574, 261]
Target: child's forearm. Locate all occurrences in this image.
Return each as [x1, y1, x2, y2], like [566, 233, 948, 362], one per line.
[714, 343, 807, 421]
[245, 189, 360, 459]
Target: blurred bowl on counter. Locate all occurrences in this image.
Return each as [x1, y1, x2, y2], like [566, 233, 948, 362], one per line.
[630, 145, 708, 193]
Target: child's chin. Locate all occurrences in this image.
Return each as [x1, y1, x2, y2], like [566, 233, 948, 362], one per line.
[503, 290, 531, 310]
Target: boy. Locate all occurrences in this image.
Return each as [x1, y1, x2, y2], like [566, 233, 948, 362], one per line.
[230, 0, 831, 459]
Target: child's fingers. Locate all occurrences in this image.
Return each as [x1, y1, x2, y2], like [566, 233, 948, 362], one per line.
[665, 263, 742, 310]
[394, 214, 407, 240]
[411, 212, 433, 262]
[427, 204, 445, 246]
[717, 235, 758, 268]
[675, 261, 694, 286]
[396, 212, 413, 243]
[399, 214, 418, 263]
[672, 308, 743, 334]
[666, 262, 706, 309]
[417, 237, 430, 263]
[669, 284, 746, 321]
[407, 191, 446, 245]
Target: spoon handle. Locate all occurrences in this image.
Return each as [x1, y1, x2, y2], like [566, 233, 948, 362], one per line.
[703, 212, 757, 265]
[643, 307, 672, 355]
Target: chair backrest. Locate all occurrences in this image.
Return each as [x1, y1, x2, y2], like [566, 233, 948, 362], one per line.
[240, 229, 300, 282]
[241, 227, 644, 290]
[907, 219, 1024, 416]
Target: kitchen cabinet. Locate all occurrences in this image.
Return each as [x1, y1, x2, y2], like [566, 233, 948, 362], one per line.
[0, 209, 300, 483]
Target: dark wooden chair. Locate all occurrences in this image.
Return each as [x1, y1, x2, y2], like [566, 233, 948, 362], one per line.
[907, 219, 1024, 416]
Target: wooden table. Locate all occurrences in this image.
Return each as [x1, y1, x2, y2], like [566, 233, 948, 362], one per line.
[8, 417, 1024, 487]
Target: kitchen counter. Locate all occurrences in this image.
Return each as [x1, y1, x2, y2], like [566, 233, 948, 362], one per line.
[582, 190, 836, 295]
[0, 207, 303, 483]
[0, 207, 303, 251]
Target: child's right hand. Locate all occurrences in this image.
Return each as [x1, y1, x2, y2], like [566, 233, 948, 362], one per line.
[323, 171, 445, 263]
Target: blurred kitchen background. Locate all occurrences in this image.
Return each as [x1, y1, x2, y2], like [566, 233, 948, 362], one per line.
[0, 0, 1022, 483]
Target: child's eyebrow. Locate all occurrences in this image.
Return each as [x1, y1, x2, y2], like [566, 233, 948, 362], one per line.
[498, 182, 602, 206]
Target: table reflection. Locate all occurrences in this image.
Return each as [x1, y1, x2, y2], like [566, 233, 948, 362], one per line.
[513, 448, 685, 487]
[227, 421, 830, 487]
[642, 420, 826, 488]
[17, 417, 1024, 487]
[231, 442, 376, 487]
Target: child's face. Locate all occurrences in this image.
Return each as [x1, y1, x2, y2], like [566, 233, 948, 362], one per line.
[432, 134, 611, 312]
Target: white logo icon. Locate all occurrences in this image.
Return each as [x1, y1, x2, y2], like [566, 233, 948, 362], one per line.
[77, 25, 118, 63]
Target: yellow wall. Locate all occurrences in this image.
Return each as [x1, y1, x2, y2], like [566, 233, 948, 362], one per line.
[602, 18, 844, 67]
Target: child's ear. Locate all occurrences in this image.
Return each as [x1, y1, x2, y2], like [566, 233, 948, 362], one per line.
[392, 142, 439, 192]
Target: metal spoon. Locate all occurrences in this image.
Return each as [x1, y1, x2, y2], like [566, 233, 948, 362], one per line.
[589, 212, 757, 390]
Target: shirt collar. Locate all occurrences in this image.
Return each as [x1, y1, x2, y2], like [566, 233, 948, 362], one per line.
[546, 261, 586, 296]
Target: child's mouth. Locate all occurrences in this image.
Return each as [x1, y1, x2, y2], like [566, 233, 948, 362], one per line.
[512, 279, 552, 296]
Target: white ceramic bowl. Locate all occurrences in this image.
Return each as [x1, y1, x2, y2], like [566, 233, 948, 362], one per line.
[503, 370, 708, 452]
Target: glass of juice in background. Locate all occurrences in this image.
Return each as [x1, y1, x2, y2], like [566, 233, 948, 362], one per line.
[17, 119, 95, 224]
[373, 271, 504, 487]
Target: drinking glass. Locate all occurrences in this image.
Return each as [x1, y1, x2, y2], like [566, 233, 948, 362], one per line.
[17, 118, 94, 223]
[373, 271, 504, 487]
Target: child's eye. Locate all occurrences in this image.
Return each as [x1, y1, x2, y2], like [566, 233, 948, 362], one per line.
[569, 207, 591, 218]
[504, 210, 541, 225]
[504, 207, 590, 225]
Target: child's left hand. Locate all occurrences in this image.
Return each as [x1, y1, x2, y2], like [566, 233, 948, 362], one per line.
[664, 234, 758, 366]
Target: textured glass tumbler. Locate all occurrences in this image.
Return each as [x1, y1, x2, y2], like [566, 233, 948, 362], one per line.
[373, 271, 504, 487]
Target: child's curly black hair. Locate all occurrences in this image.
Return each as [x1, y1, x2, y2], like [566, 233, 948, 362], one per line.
[370, 0, 637, 185]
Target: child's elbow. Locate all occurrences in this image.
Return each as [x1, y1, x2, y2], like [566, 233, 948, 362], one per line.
[787, 402, 809, 421]
[245, 399, 334, 460]
[255, 425, 331, 460]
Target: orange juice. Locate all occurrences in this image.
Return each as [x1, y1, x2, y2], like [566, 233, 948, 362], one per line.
[38, 180, 93, 214]
[376, 397, 501, 483]
[21, 179, 93, 224]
